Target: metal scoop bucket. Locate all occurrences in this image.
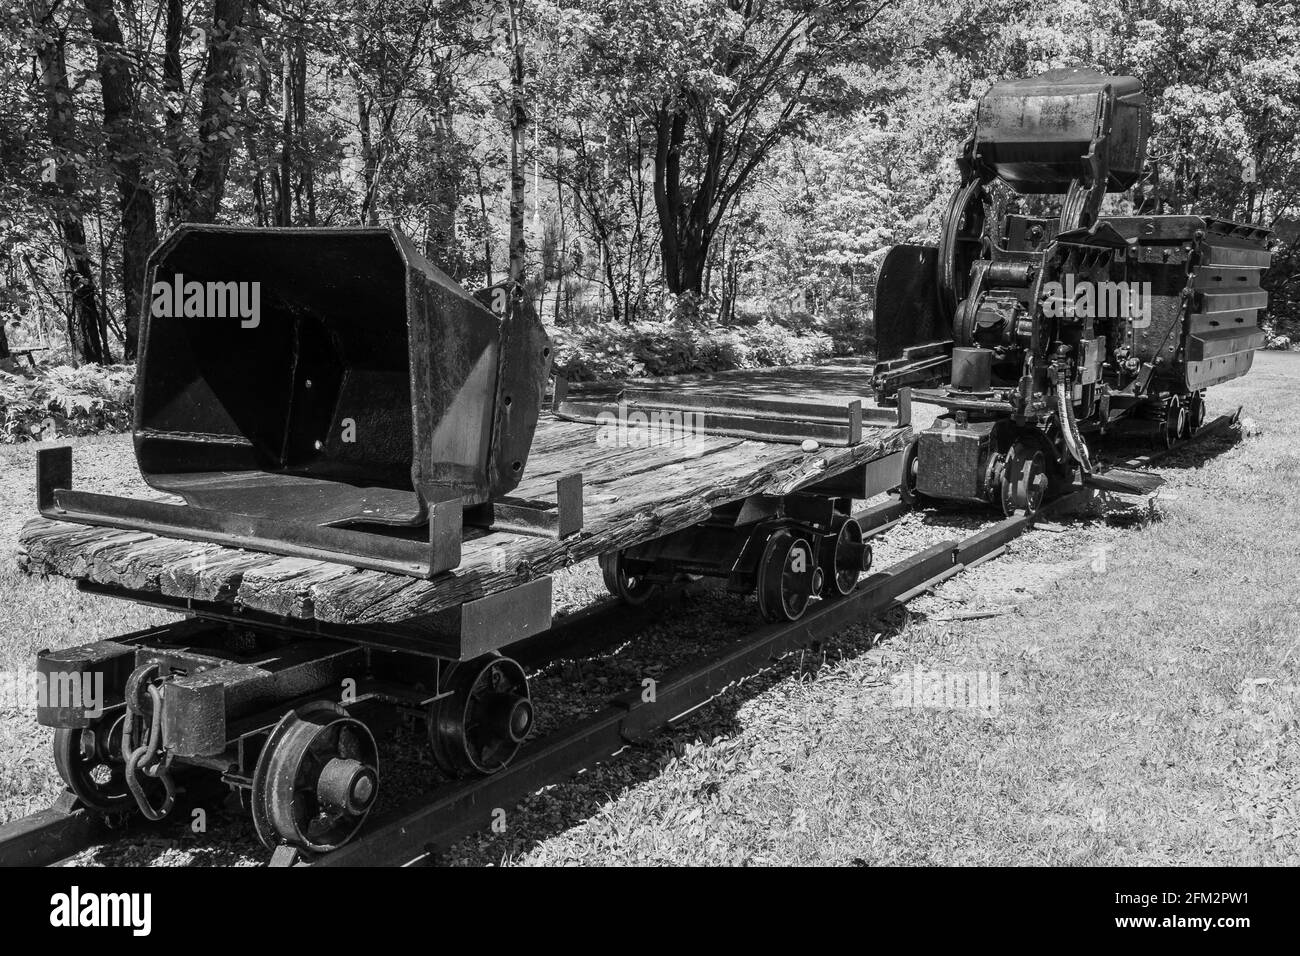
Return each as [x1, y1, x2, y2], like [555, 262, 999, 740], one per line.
[38, 225, 551, 577]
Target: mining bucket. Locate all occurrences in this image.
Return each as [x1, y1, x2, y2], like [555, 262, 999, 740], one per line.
[38, 225, 553, 578]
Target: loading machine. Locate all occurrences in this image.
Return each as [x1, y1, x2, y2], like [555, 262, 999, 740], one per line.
[874, 68, 1272, 514]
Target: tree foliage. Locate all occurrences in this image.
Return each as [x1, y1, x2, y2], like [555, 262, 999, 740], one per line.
[0, 0, 1298, 369]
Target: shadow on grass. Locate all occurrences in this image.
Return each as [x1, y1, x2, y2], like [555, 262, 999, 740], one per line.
[66, 583, 891, 866]
[419, 595, 913, 866]
[1092, 419, 1244, 472]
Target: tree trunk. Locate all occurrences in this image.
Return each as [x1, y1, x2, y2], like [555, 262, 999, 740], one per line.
[241, 82, 268, 225]
[475, 163, 493, 286]
[276, 44, 292, 225]
[83, 0, 159, 360]
[162, 0, 185, 223]
[291, 37, 314, 225]
[30, 1, 111, 364]
[653, 106, 688, 293]
[507, 0, 526, 287]
[185, 0, 249, 223]
[553, 142, 564, 325]
[425, 88, 459, 275]
[357, 88, 379, 225]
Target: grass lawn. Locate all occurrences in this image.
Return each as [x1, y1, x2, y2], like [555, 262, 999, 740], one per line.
[0, 436, 176, 824]
[501, 352, 1300, 865]
[0, 353, 1296, 864]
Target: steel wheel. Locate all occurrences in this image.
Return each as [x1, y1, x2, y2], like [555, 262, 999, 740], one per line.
[1160, 396, 1185, 449]
[428, 655, 532, 777]
[818, 515, 870, 598]
[599, 550, 660, 606]
[53, 719, 132, 815]
[1000, 444, 1048, 517]
[756, 529, 819, 622]
[1186, 391, 1205, 437]
[252, 701, 379, 853]
[898, 436, 924, 505]
[937, 180, 989, 321]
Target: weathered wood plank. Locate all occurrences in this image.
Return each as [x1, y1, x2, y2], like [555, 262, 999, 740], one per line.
[312, 426, 908, 626]
[239, 561, 362, 619]
[17, 397, 908, 632]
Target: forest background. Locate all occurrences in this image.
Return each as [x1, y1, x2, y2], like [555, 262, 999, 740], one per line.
[1, 0, 1298, 439]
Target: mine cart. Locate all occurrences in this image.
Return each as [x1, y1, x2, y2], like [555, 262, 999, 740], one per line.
[20, 227, 909, 855]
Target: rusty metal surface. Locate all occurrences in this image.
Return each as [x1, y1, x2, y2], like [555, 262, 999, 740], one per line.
[974, 68, 1149, 193]
[872, 68, 1269, 515]
[488, 293, 552, 495]
[68, 225, 555, 577]
[38, 446, 464, 579]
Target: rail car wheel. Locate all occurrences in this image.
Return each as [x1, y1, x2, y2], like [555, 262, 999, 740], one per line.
[756, 529, 819, 622]
[818, 515, 870, 598]
[1000, 444, 1048, 517]
[53, 719, 132, 815]
[937, 180, 991, 321]
[599, 550, 661, 607]
[1185, 391, 1205, 438]
[897, 437, 925, 506]
[428, 655, 532, 777]
[1159, 396, 1186, 450]
[252, 701, 379, 853]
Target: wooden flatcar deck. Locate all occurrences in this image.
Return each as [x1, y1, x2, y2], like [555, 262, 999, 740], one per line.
[17, 364, 908, 639]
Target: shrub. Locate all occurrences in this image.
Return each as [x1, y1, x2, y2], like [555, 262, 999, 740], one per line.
[0, 363, 135, 443]
[553, 316, 832, 382]
[1262, 320, 1296, 351]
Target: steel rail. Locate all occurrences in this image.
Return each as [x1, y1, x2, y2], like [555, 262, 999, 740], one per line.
[0, 415, 1232, 868]
[0, 496, 932, 869]
[299, 511, 1038, 867]
[300, 419, 1229, 868]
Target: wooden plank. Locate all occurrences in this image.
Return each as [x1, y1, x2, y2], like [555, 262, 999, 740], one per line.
[239, 560, 361, 619]
[17, 409, 909, 631]
[314, 427, 908, 626]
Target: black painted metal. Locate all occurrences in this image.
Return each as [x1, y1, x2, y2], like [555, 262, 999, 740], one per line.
[873, 244, 948, 362]
[35, 225, 562, 578]
[973, 68, 1149, 193]
[39, 446, 462, 578]
[871, 68, 1267, 515]
[137, 226, 548, 509]
[465, 473, 583, 538]
[0, 794, 104, 868]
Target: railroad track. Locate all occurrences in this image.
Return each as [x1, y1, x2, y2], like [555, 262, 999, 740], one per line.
[0, 415, 1238, 868]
